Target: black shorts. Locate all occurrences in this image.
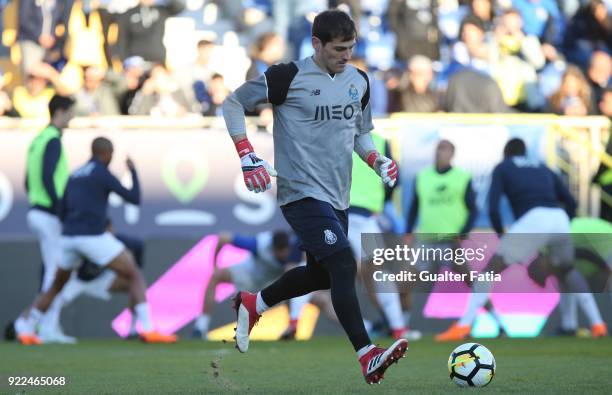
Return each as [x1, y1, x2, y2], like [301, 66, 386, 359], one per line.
[280, 198, 350, 261]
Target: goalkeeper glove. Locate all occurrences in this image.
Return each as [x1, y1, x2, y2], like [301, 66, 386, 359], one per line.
[235, 138, 276, 193]
[367, 152, 398, 187]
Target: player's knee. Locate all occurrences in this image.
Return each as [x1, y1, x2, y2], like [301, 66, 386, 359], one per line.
[110, 250, 139, 279]
[305, 263, 330, 290]
[321, 247, 357, 278]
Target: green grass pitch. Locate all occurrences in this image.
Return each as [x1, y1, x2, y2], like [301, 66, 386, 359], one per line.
[1, 336, 611, 394]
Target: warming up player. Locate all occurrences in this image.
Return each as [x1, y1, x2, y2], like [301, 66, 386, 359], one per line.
[222, 9, 406, 384]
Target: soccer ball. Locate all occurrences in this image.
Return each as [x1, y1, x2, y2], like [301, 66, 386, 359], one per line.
[448, 343, 495, 387]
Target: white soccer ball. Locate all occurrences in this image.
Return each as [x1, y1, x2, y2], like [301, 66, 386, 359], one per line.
[448, 342, 495, 387]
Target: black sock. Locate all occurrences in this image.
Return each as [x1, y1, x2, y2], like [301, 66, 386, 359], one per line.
[320, 247, 371, 352]
[260, 253, 330, 307]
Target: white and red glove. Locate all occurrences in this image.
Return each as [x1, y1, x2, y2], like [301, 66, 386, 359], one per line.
[235, 138, 277, 193]
[367, 152, 398, 187]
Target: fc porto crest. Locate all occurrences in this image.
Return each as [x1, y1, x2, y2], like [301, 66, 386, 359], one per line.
[324, 229, 337, 245]
[348, 84, 359, 101]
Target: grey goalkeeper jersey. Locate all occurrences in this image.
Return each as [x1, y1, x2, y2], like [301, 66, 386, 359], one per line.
[223, 56, 375, 210]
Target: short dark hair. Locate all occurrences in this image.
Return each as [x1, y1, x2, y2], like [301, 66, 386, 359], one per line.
[197, 39, 213, 48]
[312, 10, 356, 45]
[459, 14, 485, 37]
[272, 231, 290, 251]
[504, 138, 526, 158]
[91, 136, 113, 156]
[48, 94, 75, 118]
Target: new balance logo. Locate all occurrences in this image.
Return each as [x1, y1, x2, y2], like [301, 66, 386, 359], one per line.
[310, 89, 320, 96]
[313, 104, 355, 121]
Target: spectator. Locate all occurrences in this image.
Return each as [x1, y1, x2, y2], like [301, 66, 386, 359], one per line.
[129, 64, 191, 117]
[599, 87, 612, 117]
[73, 66, 124, 116]
[512, 0, 564, 46]
[196, 73, 229, 116]
[64, 0, 107, 69]
[437, 0, 467, 65]
[444, 68, 511, 112]
[191, 39, 216, 87]
[448, 14, 493, 76]
[464, 0, 496, 34]
[271, 0, 325, 44]
[387, 0, 441, 62]
[0, 69, 18, 117]
[12, 63, 70, 119]
[246, 32, 285, 81]
[243, 32, 285, 124]
[564, 0, 611, 68]
[117, 0, 185, 64]
[491, 9, 545, 111]
[175, 39, 217, 114]
[17, 0, 73, 74]
[396, 55, 439, 112]
[586, 51, 612, 113]
[119, 56, 147, 115]
[548, 64, 594, 115]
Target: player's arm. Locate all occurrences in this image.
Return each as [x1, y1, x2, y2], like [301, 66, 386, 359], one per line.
[223, 64, 296, 193]
[104, 158, 140, 205]
[42, 137, 62, 213]
[551, 169, 577, 219]
[460, 178, 478, 236]
[488, 165, 504, 235]
[405, 179, 419, 233]
[353, 69, 398, 187]
[223, 234, 258, 259]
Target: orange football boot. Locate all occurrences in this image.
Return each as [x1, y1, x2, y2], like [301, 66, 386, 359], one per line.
[435, 322, 471, 342]
[140, 331, 178, 343]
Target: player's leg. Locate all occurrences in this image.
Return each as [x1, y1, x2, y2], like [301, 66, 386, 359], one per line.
[550, 233, 608, 338]
[435, 254, 507, 341]
[14, 234, 81, 345]
[91, 232, 176, 343]
[15, 268, 72, 345]
[26, 209, 62, 293]
[558, 293, 578, 335]
[452, 250, 505, 335]
[26, 210, 68, 341]
[349, 213, 406, 338]
[238, 199, 407, 383]
[193, 268, 233, 338]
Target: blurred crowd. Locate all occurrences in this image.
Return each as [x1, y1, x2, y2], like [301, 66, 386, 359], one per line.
[0, 0, 610, 123]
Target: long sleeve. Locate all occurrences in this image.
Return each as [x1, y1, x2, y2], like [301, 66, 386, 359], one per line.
[353, 132, 377, 163]
[488, 165, 504, 235]
[405, 180, 419, 233]
[460, 178, 478, 235]
[222, 74, 269, 137]
[42, 138, 61, 211]
[104, 167, 140, 204]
